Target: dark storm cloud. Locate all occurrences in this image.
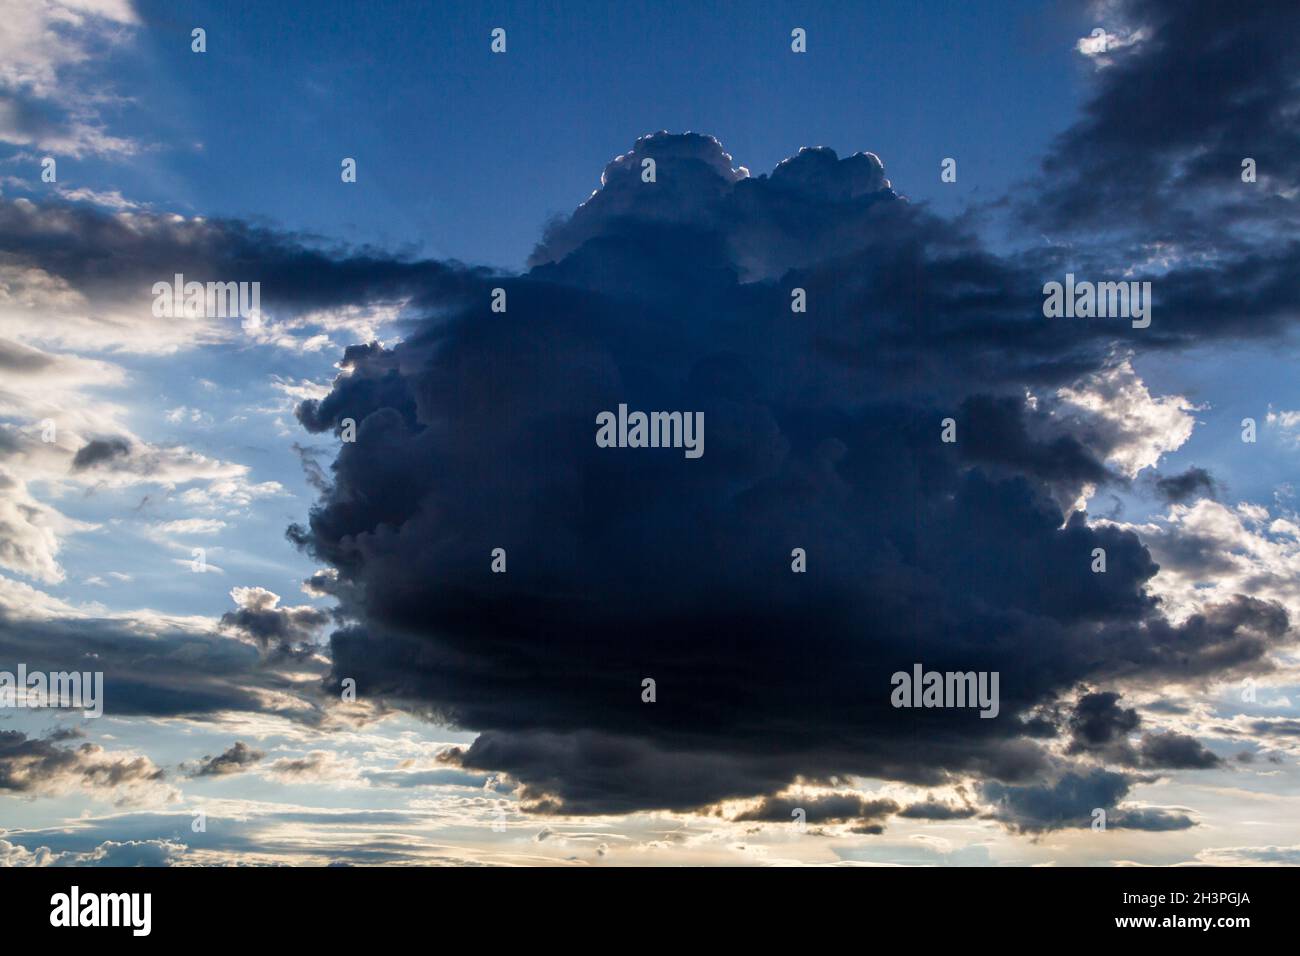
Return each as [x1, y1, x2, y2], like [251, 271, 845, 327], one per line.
[956, 394, 1109, 488]
[1107, 807, 1198, 831]
[71, 437, 131, 471]
[1031, 0, 1300, 238]
[1070, 692, 1137, 746]
[288, 131, 1292, 819]
[1065, 692, 1222, 769]
[1068, 691, 1140, 752]
[731, 793, 900, 826]
[981, 768, 1195, 833]
[439, 731, 798, 815]
[1154, 467, 1217, 504]
[1135, 731, 1221, 770]
[897, 800, 978, 820]
[190, 741, 265, 778]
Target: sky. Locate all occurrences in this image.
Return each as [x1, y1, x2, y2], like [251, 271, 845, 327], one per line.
[0, 0, 1298, 866]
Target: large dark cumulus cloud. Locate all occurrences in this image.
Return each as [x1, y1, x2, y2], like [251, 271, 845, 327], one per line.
[290, 129, 1290, 819]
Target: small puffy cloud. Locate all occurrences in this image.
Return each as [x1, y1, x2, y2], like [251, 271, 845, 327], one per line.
[1266, 408, 1300, 445]
[1136, 731, 1221, 769]
[149, 518, 226, 537]
[70, 437, 131, 471]
[189, 741, 265, 778]
[265, 750, 361, 786]
[0, 730, 175, 806]
[1068, 691, 1140, 753]
[270, 376, 333, 404]
[219, 586, 330, 655]
[0, 837, 187, 867]
[1075, 27, 1146, 62]
[163, 406, 212, 426]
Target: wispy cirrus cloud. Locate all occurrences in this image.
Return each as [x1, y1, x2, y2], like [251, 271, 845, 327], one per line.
[0, 0, 142, 158]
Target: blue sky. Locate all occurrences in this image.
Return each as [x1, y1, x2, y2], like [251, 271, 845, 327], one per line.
[1, 0, 1298, 867]
[82, 0, 1092, 267]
